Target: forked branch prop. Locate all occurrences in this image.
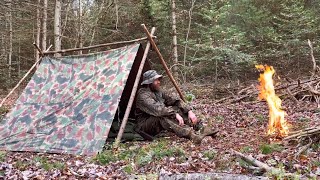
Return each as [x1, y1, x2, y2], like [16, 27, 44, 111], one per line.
[141, 24, 186, 102]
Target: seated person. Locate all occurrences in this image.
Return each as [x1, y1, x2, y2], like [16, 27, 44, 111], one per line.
[135, 70, 218, 144]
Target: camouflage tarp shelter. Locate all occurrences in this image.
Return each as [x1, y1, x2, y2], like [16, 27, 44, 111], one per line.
[0, 43, 150, 155]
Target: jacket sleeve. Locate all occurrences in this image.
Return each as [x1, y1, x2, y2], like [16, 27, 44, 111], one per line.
[136, 90, 175, 117]
[162, 91, 191, 114]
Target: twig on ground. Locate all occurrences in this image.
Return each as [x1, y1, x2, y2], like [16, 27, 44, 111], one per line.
[231, 149, 298, 178]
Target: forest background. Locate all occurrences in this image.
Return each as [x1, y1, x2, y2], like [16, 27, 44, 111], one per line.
[0, 0, 319, 92]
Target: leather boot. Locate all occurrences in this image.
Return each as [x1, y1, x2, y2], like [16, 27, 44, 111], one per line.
[189, 132, 205, 144]
[163, 118, 205, 144]
[201, 126, 219, 137]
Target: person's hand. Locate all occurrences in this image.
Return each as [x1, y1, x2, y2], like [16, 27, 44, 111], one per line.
[188, 110, 198, 124]
[176, 113, 184, 126]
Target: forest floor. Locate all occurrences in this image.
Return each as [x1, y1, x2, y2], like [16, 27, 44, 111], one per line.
[0, 85, 319, 179]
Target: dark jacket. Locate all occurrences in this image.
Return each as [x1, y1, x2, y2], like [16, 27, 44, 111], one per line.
[135, 87, 190, 121]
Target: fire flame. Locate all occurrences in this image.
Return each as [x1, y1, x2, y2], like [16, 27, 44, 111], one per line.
[256, 65, 289, 137]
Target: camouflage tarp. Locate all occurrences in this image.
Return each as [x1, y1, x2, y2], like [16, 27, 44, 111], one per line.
[0, 44, 141, 155]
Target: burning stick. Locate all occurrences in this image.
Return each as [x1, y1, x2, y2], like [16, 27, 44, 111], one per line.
[256, 65, 289, 137]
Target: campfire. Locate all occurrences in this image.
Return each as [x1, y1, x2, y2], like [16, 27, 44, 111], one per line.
[256, 65, 289, 137]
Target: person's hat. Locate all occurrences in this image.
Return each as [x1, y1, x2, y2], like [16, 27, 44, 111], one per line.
[141, 70, 163, 85]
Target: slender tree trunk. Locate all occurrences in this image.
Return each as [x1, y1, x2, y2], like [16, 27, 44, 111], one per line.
[54, 0, 62, 57]
[171, 0, 178, 76]
[42, 0, 47, 51]
[7, 0, 13, 79]
[183, 0, 196, 66]
[89, 1, 105, 47]
[36, 0, 41, 62]
[78, 0, 83, 54]
[18, 38, 20, 80]
[115, 0, 119, 30]
[61, 2, 71, 39]
[215, 59, 218, 85]
[1, 34, 5, 64]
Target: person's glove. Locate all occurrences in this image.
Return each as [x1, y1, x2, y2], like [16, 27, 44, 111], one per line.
[188, 110, 198, 125]
[176, 113, 184, 126]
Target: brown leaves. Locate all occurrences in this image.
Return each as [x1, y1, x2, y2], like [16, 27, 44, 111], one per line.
[0, 91, 319, 178]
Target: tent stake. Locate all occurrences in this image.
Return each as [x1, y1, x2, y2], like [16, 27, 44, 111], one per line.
[114, 27, 156, 148]
[141, 24, 186, 102]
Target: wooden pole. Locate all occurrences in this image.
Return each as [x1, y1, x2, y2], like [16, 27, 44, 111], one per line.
[0, 57, 43, 108]
[114, 27, 156, 147]
[141, 24, 186, 102]
[43, 36, 155, 55]
[0, 45, 52, 109]
[33, 42, 44, 57]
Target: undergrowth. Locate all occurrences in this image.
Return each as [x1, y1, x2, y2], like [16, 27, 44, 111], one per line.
[94, 138, 186, 171]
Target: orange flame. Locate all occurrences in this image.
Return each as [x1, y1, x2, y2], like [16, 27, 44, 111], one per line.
[256, 65, 289, 137]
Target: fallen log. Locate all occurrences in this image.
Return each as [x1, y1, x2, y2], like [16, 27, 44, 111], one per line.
[156, 171, 268, 180]
[231, 149, 300, 178]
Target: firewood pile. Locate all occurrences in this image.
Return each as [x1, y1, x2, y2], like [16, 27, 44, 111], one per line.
[283, 126, 320, 157]
[215, 76, 320, 106]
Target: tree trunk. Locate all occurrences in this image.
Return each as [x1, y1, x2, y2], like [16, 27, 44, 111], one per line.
[54, 0, 62, 57]
[7, 0, 13, 80]
[89, 1, 105, 48]
[78, 0, 83, 55]
[1, 34, 5, 64]
[36, 0, 41, 62]
[18, 38, 21, 88]
[183, 0, 196, 66]
[61, 1, 71, 39]
[115, 0, 119, 30]
[171, 0, 178, 76]
[42, 0, 47, 51]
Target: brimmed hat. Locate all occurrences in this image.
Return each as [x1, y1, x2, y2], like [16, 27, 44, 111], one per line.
[141, 70, 163, 85]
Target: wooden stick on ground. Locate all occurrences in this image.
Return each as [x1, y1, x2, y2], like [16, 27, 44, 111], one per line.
[284, 127, 320, 140]
[295, 137, 313, 158]
[286, 88, 299, 104]
[231, 149, 277, 173]
[232, 149, 297, 177]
